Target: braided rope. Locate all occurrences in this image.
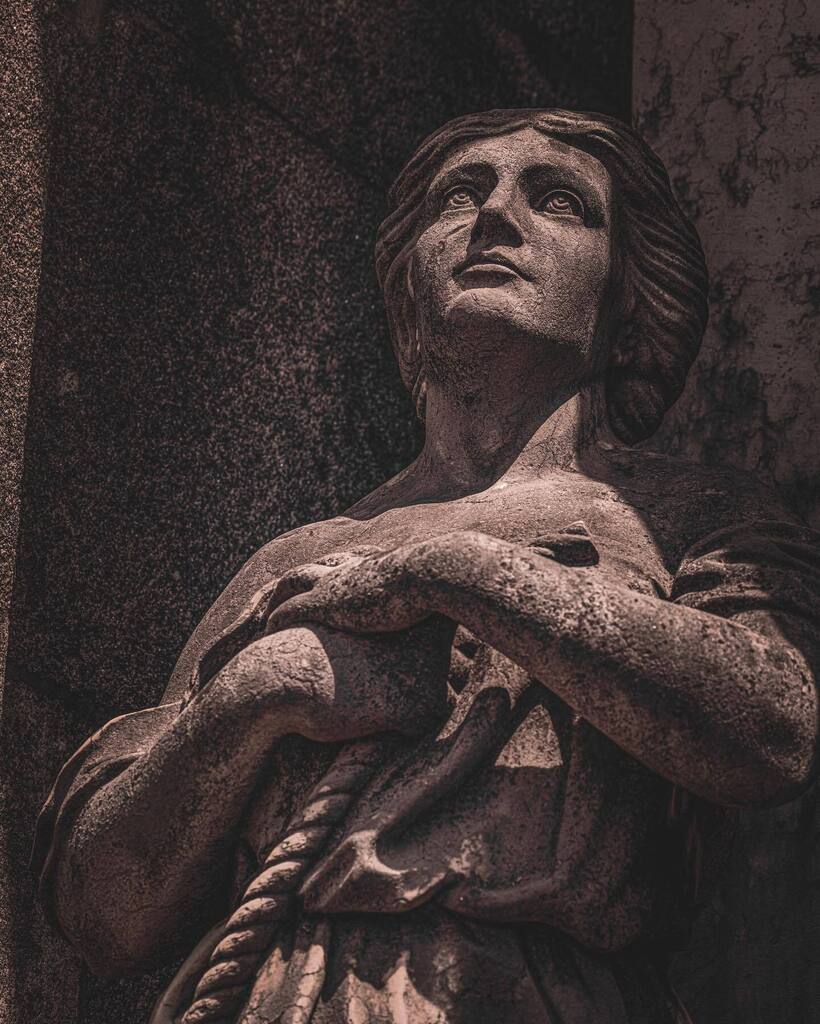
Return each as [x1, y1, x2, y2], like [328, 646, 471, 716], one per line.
[178, 739, 383, 1024]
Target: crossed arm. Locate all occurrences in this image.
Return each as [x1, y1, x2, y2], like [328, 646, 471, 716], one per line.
[269, 529, 818, 807]
[50, 529, 817, 974]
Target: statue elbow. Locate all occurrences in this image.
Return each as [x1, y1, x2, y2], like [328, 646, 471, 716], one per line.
[55, 899, 163, 978]
[80, 941, 152, 980]
[750, 752, 816, 807]
[723, 722, 817, 807]
[51, 865, 191, 977]
[706, 676, 817, 807]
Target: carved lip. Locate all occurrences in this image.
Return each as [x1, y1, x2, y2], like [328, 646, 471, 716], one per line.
[454, 250, 530, 280]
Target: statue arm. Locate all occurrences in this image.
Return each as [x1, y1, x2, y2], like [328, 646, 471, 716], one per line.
[48, 629, 316, 976]
[45, 568, 452, 976]
[44, 527, 340, 974]
[416, 529, 817, 806]
[269, 524, 818, 807]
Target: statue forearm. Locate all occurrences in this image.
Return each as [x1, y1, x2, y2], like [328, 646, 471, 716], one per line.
[52, 633, 310, 975]
[51, 617, 453, 975]
[417, 532, 817, 805]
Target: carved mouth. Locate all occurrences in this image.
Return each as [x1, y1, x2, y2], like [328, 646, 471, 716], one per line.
[454, 251, 529, 280]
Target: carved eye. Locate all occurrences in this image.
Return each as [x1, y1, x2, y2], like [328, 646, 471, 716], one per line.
[443, 186, 479, 211]
[538, 190, 584, 218]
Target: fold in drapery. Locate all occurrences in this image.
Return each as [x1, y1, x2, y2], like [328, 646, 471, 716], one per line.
[34, 519, 820, 1022]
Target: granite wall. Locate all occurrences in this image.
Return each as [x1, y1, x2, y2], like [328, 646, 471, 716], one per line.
[0, 1, 53, 1018]
[1, 2, 632, 1021]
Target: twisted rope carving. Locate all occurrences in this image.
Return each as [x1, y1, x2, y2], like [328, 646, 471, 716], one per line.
[178, 739, 382, 1024]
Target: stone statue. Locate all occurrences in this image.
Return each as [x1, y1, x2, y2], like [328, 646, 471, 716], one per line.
[33, 110, 819, 1024]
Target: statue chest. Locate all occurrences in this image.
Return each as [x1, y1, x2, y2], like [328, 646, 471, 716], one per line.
[333, 476, 673, 598]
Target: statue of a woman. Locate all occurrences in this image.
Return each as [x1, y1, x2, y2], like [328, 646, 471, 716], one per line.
[34, 110, 819, 1024]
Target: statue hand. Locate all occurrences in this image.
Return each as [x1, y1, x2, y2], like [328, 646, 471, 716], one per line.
[259, 544, 457, 739]
[265, 542, 439, 635]
[265, 547, 381, 609]
[265, 529, 569, 637]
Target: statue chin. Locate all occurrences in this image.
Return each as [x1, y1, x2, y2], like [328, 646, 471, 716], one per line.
[445, 283, 528, 329]
[443, 287, 595, 359]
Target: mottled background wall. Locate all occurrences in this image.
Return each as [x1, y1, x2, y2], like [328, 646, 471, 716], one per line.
[634, 3, 819, 1022]
[1, 1, 817, 1022]
[1, 3, 631, 1022]
[637, 0, 819, 526]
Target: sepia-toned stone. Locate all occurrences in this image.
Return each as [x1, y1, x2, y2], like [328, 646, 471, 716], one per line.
[33, 111, 819, 1024]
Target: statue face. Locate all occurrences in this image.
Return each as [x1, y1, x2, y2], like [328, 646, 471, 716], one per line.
[412, 127, 613, 393]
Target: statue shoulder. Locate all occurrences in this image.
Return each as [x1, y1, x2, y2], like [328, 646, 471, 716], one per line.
[595, 444, 800, 564]
[161, 516, 351, 702]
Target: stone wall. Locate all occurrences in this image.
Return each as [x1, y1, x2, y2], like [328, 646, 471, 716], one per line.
[1, 3, 632, 1021]
[0, 2, 53, 1019]
[635, 3, 820, 1021]
[636, 0, 820, 528]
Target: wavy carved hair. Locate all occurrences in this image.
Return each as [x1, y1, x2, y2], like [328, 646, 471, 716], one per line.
[375, 109, 708, 444]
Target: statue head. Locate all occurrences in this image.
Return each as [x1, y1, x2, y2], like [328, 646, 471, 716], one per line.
[376, 109, 708, 443]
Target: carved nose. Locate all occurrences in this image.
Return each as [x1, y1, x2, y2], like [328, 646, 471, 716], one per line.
[470, 191, 524, 249]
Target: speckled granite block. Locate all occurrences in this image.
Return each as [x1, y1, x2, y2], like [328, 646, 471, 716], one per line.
[0, 0, 50, 691]
[0, 2, 52, 1019]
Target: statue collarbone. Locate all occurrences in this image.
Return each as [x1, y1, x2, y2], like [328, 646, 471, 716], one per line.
[226, 445, 758, 637]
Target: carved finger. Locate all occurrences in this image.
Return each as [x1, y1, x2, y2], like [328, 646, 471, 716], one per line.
[265, 592, 329, 633]
[267, 565, 334, 608]
[266, 549, 379, 612]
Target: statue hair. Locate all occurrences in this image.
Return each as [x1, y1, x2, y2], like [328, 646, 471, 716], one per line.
[375, 108, 709, 444]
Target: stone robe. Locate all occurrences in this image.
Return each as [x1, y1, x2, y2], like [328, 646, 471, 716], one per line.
[33, 507, 820, 1024]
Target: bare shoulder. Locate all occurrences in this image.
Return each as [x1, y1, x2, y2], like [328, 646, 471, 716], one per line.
[161, 516, 354, 702]
[593, 443, 800, 565]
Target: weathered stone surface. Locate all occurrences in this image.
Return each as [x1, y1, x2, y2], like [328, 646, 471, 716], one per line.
[634, 4, 820, 1021]
[5, 5, 633, 1024]
[634, 0, 820, 526]
[11, 1, 816, 1020]
[9, 1, 631, 718]
[30, 110, 819, 1024]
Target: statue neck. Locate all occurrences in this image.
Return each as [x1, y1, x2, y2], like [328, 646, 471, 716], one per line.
[411, 379, 610, 498]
